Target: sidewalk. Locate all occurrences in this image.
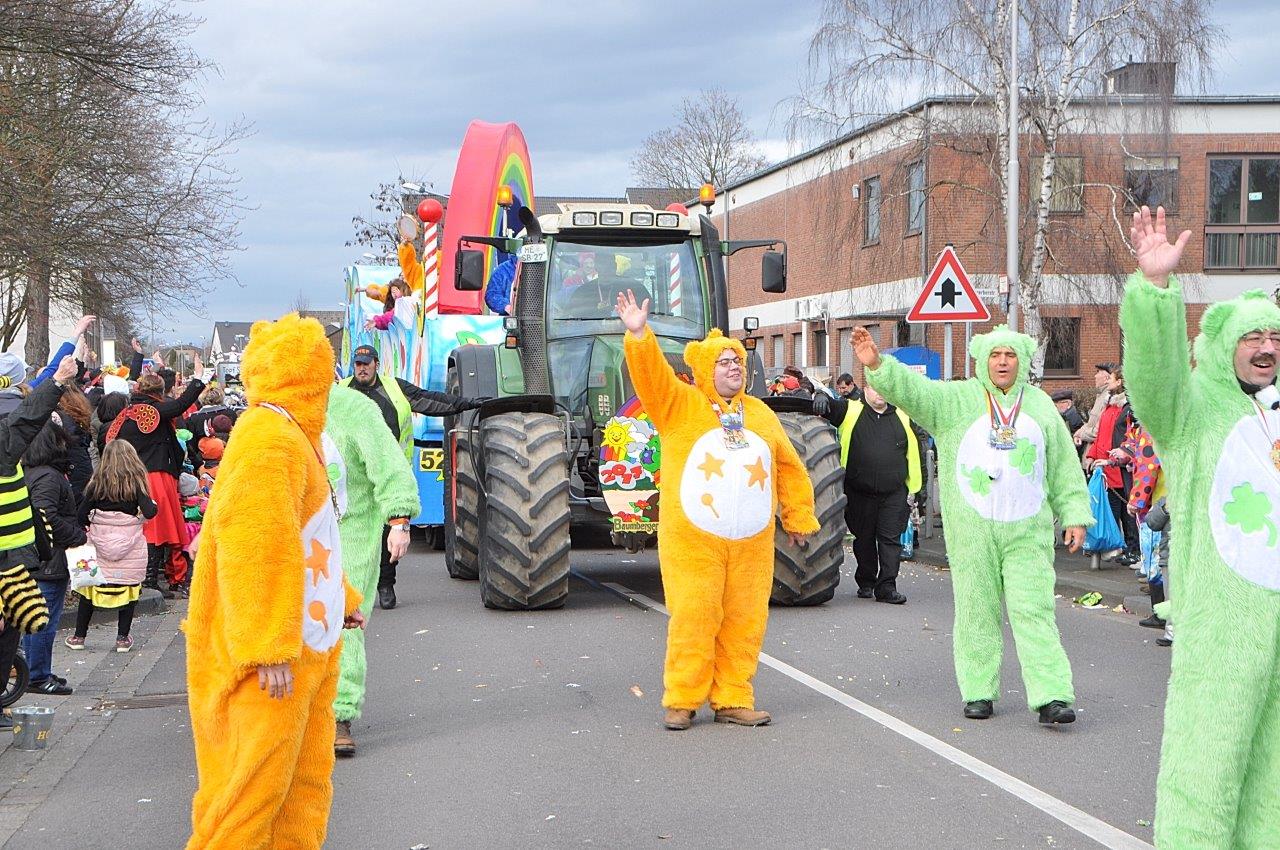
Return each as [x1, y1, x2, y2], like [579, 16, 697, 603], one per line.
[55, 587, 168, 629]
[910, 525, 1154, 615]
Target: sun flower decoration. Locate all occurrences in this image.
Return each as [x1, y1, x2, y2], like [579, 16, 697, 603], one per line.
[602, 421, 632, 456]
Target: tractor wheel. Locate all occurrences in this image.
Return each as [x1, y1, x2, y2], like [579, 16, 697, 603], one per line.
[443, 413, 481, 580]
[771, 412, 847, 606]
[477, 412, 571, 610]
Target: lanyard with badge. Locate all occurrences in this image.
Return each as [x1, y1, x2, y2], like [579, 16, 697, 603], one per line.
[985, 388, 1024, 451]
[1252, 398, 1280, 473]
[711, 399, 749, 450]
[257, 402, 342, 520]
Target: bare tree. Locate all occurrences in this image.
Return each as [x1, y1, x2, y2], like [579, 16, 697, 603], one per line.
[631, 88, 769, 191]
[347, 177, 435, 260]
[794, 0, 1219, 370]
[0, 0, 247, 363]
[290, 290, 312, 314]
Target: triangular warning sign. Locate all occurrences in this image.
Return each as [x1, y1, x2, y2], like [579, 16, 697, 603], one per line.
[907, 246, 991, 323]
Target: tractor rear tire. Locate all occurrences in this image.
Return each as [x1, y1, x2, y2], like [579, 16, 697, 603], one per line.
[477, 412, 572, 610]
[444, 415, 481, 580]
[771, 412, 847, 606]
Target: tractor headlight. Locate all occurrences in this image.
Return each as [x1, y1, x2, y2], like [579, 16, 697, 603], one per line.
[630, 212, 654, 227]
[571, 212, 597, 227]
[599, 211, 623, 226]
[655, 213, 679, 227]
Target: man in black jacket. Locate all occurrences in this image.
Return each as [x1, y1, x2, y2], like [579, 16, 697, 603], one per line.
[815, 383, 923, 604]
[340, 344, 486, 609]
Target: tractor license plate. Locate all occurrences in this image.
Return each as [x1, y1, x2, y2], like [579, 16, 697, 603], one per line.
[419, 448, 444, 480]
[519, 243, 548, 263]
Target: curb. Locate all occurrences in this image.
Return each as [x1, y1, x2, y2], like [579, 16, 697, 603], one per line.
[56, 588, 168, 629]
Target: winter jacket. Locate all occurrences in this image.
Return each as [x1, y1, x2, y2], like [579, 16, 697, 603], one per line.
[109, 381, 205, 476]
[23, 464, 87, 581]
[86, 511, 148, 585]
[62, 416, 93, 505]
[1085, 392, 1131, 489]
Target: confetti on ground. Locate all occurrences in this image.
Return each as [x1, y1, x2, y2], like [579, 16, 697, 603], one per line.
[630, 685, 644, 698]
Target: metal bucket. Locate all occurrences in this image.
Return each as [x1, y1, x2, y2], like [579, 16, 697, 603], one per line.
[11, 705, 54, 750]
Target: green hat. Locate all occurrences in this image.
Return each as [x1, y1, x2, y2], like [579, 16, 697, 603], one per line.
[1192, 290, 1280, 390]
[968, 324, 1036, 393]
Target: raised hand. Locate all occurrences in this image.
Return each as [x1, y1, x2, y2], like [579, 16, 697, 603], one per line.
[53, 355, 77, 385]
[615, 288, 650, 338]
[192, 353, 204, 380]
[1131, 205, 1190, 289]
[73, 315, 96, 338]
[131, 338, 143, 354]
[851, 326, 882, 370]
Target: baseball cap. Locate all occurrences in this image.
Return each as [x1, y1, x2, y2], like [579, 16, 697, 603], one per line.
[1095, 361, 1119, 374]
[353, 344, 378, 365]
[1050, 389, 1075, 402]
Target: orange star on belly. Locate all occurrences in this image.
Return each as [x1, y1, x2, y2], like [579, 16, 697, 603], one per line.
[306, 539, 331, 585]
[697, 452, 725, 481]
[745, 456, 769, 490]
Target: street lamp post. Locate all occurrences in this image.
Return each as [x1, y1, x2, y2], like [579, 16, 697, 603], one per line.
[1006, 0, 1020, 332]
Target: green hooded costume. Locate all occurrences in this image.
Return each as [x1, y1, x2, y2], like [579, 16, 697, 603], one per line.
[866, 325, 1092, 712]
[1120, 273, 1280, 848]
[323, 386, 420, 722]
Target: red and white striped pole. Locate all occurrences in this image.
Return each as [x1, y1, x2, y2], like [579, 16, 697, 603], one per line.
[668, 253, 682, 313]
[421, 221, 439, 316]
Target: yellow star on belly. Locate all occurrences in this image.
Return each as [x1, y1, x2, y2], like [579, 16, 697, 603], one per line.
[306, 539, 331, 585]
[697, 452, 725, 481]
[745, 456, 769, 490]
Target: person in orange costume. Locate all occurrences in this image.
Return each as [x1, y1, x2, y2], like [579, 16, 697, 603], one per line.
[184, 314, 364, 850]
[617, 290, 819, 731]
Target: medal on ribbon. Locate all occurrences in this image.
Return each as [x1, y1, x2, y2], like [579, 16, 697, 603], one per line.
[713, 401, 749, 451]
[1252, 399, 1280, 474]
[986, 388, 1024, 451]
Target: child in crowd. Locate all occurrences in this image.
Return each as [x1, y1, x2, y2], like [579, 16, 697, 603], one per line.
[67, 440, 156, 653]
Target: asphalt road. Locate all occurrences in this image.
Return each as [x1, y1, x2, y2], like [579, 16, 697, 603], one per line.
[0, 532, 1171, 849]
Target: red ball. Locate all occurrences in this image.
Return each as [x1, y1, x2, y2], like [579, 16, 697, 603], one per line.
[666, 203, 689, 215]
[417, 198, 444, 224]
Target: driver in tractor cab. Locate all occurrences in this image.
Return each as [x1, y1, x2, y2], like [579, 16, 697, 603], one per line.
[340, 345, 487, 611]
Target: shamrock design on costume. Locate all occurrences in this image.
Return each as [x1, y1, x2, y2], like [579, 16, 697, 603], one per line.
[1223, 482, 1278, 548]
[326, 463, 342, 484]
[962, 465, 992, 497]
[1010, 438, 1037, 476]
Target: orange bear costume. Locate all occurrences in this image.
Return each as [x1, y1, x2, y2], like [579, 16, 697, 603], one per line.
[184, 314, 360, 849]
[624, 327, 819, 713]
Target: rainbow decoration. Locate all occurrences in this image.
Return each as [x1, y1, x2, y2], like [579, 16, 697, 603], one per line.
[439, 121, 535, 315]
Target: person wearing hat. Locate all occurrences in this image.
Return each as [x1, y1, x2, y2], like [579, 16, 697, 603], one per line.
[340, 343, 486, 610]
[1073, 362, 1120, 453]
[1051, 390, 1086, 461]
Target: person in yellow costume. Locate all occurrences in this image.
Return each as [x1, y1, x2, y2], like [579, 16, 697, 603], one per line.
[617, 290, 819, 731]
[185, 314, 365, 850]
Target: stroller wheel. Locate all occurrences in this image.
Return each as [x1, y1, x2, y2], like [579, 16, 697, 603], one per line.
[1, 652, 30, 708]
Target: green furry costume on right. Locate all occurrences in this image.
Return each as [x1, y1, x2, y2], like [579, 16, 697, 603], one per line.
[866, 326, 1092, 712]
[324, 386, 420, 723]
[1121, 274, 1280, 847]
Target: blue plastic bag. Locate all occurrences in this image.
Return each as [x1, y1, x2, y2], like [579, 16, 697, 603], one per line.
[899, 526, 914, 559]
[1084, 466, 1124, 553]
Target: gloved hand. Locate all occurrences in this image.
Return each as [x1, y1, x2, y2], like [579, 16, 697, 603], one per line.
[466, 397, 491, 410]
[810, 392, 830, 416]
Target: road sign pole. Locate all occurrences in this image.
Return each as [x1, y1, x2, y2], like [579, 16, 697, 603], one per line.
[964, 322, 973, 378]
[943, 322, 953, 380]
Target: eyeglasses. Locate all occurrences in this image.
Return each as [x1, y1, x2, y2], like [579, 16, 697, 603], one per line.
[1240, 332, 1280, 349]
[715, 357, 745, 368]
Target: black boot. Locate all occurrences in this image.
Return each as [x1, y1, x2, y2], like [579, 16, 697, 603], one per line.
[145, 545, 174, 599]
[1037, 701, 1076, 725]
[964, 700, 993, 719]
[1140, 581, 1166, 629]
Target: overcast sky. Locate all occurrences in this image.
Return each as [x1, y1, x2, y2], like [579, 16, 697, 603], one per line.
[168, 0, 1280, 343]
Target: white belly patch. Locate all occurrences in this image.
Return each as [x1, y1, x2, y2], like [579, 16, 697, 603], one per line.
[678, 428, 774, 539]
[1209, 410, 1280, 590]
[954, 413, 1046, 522]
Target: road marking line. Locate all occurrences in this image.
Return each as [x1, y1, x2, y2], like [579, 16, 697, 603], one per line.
[599, 581, 1153, 850]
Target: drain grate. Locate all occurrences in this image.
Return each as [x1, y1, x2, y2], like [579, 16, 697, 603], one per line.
[100, 692, 188, 711]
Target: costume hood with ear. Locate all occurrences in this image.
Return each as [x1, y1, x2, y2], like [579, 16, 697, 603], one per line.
[968, 325, 1036, 394]
[683, 329, 748, 406]
[241, 313, 334, 442]
[1191, 289, 1280, 392]
[1120, 272, 1280, 848]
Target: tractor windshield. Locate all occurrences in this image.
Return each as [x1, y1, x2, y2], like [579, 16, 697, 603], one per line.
[546, 239, 705, 339]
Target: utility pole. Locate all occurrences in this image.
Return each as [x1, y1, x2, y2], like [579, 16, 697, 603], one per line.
[1006, 0, 1020, 332]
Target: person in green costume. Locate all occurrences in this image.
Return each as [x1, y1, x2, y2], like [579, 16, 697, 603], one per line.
[852, 321, 1091, 724]
[323, 385, 420, 757]
[1121, 205, 1280, 848]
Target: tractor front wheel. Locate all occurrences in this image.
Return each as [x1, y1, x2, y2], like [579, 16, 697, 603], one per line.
[771, 412, 847, 606]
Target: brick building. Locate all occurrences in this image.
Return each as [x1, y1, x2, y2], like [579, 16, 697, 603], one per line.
[699, 93, 1280, 393]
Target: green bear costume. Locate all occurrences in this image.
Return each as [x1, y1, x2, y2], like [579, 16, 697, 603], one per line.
[1120, 274, 1280, 848]
[866, 326, 1092, 712]
[323, 386, 421, 722]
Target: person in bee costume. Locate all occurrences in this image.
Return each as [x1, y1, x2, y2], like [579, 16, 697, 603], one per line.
[617, 290, 818, 731]
[185, 315, 364, 850]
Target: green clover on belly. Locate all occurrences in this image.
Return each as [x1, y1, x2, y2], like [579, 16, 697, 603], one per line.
[1010, 438, 1036, 476]
[962, 465, 992, 497]
[1223, 482, 1278, 547]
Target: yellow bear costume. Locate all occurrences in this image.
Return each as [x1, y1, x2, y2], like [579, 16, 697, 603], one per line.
[624, 328, 819, 711]
[185, 314, 360, 850]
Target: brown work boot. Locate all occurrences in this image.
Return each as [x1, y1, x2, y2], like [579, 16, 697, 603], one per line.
[714, 707, 771, 727]
[334, 720, 355, 757]
[663, 708, 695, 731]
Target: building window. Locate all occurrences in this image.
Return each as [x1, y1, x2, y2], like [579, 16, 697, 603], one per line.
[772, 335, 783, 368]
[1042, 317, 1081, 378]
[1125, 155, 1179, 213]
[1030, 155, 1084, 213]
[863, 176, 881, 244]
[838, 328, 853, 375]
[791, 333, 803, 367]
[1206, 155, 1280, 270]
[812, 329, 828, 368]
[906, 161, 925, 233]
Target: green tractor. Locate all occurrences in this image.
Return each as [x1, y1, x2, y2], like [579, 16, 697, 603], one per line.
[443, 202, 846, 610]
